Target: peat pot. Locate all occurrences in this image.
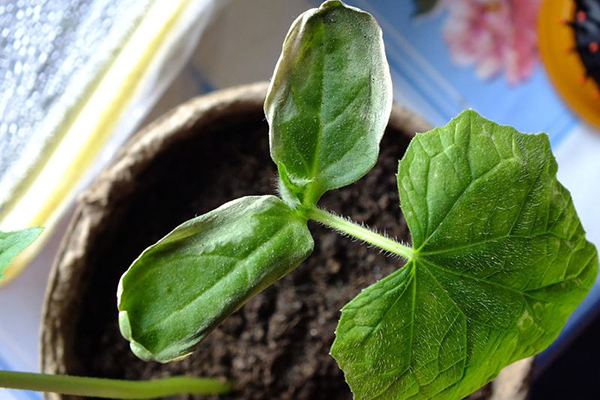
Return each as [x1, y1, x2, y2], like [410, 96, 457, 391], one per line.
[41, 82, 533, 400]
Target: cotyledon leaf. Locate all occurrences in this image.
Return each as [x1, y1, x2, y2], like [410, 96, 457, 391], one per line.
[331, 110, 598, 399]
[265, 0, 392, 207]
[0, 227, 43, 279]
[118, 195, 314, 363]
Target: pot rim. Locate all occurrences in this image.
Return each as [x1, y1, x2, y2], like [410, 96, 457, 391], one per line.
[39, 81, 528, 400]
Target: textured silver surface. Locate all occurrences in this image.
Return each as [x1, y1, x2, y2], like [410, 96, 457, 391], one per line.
[0, 0, 153, 212]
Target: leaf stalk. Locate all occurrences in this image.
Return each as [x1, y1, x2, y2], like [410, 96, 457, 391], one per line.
[305, 207, 414, 260]
[0, 370, 232, 399]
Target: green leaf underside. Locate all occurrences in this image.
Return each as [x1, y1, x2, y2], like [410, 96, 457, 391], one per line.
[265, 0, 392, 207]
[118, 196, 313, 363]
[331, 110, 598, 399]
[0, 227, 43, 278]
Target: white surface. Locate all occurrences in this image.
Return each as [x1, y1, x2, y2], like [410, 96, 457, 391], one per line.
[556, 124, 600, 248]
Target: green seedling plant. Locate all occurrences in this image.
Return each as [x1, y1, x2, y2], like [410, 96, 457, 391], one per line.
[0, 1, 598, 399]
[117, 1, 598, 399]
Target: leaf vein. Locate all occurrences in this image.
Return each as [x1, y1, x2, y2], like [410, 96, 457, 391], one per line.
[417, 158, 511, 251]
[142, 223, 290, 336]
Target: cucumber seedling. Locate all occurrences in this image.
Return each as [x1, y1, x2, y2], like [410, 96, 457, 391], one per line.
[0, 1, 597, 399]
[117, 2, 598, 399]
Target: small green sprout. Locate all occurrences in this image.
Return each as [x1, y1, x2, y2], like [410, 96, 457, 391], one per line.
[117, 1, 598, 400]
[0, 226, 43, 279]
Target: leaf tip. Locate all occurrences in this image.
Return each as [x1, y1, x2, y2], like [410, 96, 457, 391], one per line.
[119, 310, 180, 363]
[319, 0, 345, 10]
[453, 108, 481, 124]
[130, 341, 157, 363]
[118, 310, 132, 340]
[31, 225, 44, 236]
[0, 225, 45, 279]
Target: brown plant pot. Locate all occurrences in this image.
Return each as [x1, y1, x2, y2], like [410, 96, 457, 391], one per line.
[40, 82, 532, 400]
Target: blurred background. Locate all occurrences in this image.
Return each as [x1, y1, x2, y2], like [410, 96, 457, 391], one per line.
[1, 0, 599, 399]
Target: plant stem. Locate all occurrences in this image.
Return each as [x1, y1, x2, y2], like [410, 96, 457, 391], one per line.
[306, 207, 414, 260]
[0, 370, 231, 399]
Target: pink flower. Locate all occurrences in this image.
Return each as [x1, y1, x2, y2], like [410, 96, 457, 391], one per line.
[442, 0, 542, 84]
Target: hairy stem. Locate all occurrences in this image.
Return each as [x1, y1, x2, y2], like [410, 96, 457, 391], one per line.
[306, 207, 414, 260]
[0, 371, 231, 399]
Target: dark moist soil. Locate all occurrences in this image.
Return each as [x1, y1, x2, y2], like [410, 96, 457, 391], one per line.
[73, 109, 490, 400]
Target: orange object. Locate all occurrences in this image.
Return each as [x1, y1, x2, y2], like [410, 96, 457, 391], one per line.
[538, 0, 600, 127]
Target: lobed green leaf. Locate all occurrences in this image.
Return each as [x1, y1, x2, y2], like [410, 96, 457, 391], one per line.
[0, 226, 43, 279]
[118, 196, 314, 363]
[332, 110, 598, 399]
[265, 0, 392, 207]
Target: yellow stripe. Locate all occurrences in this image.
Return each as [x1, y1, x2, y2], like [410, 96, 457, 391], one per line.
[0, 0, 194, 284]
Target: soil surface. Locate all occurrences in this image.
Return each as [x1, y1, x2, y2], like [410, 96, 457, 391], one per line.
[72, 111, 489, 400]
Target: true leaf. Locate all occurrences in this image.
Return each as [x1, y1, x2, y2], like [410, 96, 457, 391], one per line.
[331, 110, 598, 399]
[0, 227, 43, 279]
[265, 0, 392, 207]
[118, 196, 314, 363]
